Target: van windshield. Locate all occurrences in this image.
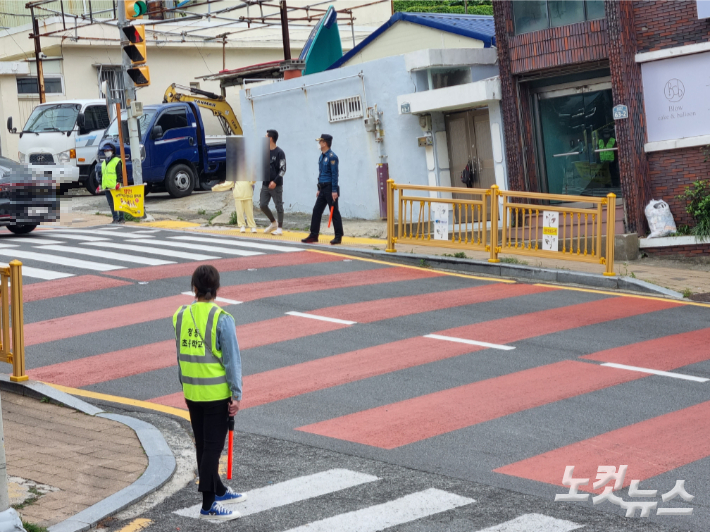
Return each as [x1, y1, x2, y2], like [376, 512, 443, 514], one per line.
[105, 109, 156, 138]
[24, 104, 81, 133]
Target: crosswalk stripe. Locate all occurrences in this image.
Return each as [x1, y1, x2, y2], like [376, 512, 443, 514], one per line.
[42, 233, 109, 242]
[494, 399, 710, 492]
[476, 514, 583, 532]
[84, 242, 219, 261]
[131, 239, 263, 257]
[600, 362, 709, 382]
[173, 469, 379, 518]
[286, 311, 357, 325]
[281, 488, 474, 532]
[0, 249, 124, 272]
[180, 292, 242, 305]
[37, 245, 175, 266]
[170, 235, 303, 252]
[424, 333, 514, 351]
[0, 237, 66, 245]
[1, 264, 73, 280]
[50, 229, 153, 239]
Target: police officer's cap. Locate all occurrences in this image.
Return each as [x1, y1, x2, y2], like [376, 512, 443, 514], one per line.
[316, 134, 333, 145]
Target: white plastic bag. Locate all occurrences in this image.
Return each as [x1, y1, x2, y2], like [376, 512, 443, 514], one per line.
[645, 199, 677, 238]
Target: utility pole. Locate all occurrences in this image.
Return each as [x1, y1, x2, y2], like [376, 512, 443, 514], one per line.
[280, 1, 291, 60]
[117, 0, 144, 185]
[28, 5, 46, 104]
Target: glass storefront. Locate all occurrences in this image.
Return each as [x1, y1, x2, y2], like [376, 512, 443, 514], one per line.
[534, 83, 620, 197]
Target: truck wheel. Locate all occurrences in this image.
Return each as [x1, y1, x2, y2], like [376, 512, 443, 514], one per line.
[166, 164, 195, 198]
[7, 224, 37, 235]
[86, 165, 100, 195]
[199, 179, 220, 191]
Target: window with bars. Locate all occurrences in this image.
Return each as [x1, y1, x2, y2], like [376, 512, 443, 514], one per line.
[327, 96, 363, 123]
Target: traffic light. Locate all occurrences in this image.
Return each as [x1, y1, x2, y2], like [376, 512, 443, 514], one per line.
[125, 1, 148, 19]
[122, 25, 150, 87]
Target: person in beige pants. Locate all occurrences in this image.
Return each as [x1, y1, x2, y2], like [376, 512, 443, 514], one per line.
[233, 181, 256, 233]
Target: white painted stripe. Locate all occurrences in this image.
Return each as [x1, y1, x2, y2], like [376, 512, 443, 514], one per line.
[50, 229, 152, 239]
[601, 363, 709, 383]
[85, 242, 218, 261]
[181, 292, 242, 305]
[286, 311, 356, 325]
[424, 334, 515, 351]
[0, 249, 124, 272]
[42, 233, 109, 242]
[174, 469, 379, 519]
[476, 514, 583, 532]
[0, 237, 66, 245]
[132, 230, 161, 234]
[0, 262, 73, 280]
[37, 245, 175, 266]
[170, 235, 303, 252]
[282, 488, 474, 532]
[132, 239, 263, 257]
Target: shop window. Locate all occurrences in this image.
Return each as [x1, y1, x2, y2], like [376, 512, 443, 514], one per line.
[514, 0, 605, 34]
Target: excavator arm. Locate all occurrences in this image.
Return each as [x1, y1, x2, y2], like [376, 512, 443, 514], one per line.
[163, 83, 243, 136]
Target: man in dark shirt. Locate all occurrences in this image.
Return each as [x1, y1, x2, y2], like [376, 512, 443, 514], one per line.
[260, 130, 286, 235]
[301, 134, 343, 245]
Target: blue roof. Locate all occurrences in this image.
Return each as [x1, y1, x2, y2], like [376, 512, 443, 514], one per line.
[328, 12, 495, 70]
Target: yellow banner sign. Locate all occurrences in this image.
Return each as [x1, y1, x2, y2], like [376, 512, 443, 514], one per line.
[543, 227, 558, 236]
[110, 185, 145, 218]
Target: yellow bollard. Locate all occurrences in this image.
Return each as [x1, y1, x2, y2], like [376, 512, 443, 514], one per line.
[488, 185, 500, 263]
[9, 261, 27, 382]
[385, 179, 396, 253]
[603, 194, 616, 277]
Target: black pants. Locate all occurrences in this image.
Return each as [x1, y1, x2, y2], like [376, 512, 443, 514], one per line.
[104, 190, 124, 222]
[309, 183, 343, 238]
[186, 398, 230, 509]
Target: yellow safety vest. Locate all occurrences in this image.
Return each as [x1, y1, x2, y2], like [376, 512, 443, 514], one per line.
[173, 302, 232, 402]
[101, 157, 120, 189]
[598, 138, 616, 162]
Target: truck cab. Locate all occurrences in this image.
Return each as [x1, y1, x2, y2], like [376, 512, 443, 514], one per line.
[98, 102, 226, 198]
[8, 99, 110, 194]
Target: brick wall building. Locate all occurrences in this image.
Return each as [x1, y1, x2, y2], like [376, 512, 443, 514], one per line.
[493, 0, 710, 234]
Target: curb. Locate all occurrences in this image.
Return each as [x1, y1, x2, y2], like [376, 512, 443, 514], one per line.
[0, 375, 176, 532]
[328, 246, 685, 299]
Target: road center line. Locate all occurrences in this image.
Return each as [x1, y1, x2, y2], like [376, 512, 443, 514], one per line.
[285, 311, 357, 325]
[424, 334, 515, 351]
[600, 362, 708, 382]
[181, 292, 242, 305]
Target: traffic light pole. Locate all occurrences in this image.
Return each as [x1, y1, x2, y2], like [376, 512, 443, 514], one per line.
[117, 0, 143, 185]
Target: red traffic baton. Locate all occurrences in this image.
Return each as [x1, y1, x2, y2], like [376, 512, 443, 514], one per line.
[327, 206, 334, 228]
[227, 416, 234, 480]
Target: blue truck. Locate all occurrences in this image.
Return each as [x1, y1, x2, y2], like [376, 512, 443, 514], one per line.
[97, 101, 226, 197]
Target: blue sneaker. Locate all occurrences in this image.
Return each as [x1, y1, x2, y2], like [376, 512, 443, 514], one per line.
[199, 501, 240, 521]
[215, 486, 248, 504]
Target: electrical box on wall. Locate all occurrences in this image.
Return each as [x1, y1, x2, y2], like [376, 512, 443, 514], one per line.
[417, 135, 433, 147]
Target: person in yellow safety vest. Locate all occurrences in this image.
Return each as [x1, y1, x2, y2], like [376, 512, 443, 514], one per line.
[598, 132, 616, 162]
[173, 265, 245, 521]
[96, 143, 124, 224]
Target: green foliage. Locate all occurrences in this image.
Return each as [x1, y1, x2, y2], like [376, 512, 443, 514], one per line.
[671, 224, 692, 236]
[123, 212, 139, 222]
[419, 258, 431, 268]
[208, 210, 223, 224]
[393, 0, 493, 15]
[676, 180, 710, 239]
[443, 252, 468, 258]
[500, 257, 529, 265]
[198, 209, 206, 215]
[228, 211, 239, 225]
[682, 288, 693, 299]
[23, 523, 48, 532]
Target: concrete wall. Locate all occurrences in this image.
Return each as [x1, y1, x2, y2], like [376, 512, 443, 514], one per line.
[342, 22, 484, 67]
[240, 55, 430, 220]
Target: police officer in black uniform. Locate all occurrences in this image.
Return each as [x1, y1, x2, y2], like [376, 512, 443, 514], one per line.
[301, 134, 343, 245]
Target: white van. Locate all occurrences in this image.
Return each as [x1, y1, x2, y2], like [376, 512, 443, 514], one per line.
[7, 99, 110, 194]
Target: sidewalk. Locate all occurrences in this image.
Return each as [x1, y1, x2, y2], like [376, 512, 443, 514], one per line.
[2, 391, 147, 529]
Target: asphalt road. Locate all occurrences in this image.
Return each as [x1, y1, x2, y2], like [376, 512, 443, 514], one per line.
[10, 224, 710, 531]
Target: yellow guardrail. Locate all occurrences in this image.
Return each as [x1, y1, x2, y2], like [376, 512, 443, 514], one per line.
[385, 180, 616, 276]
[0, 261, 27, 382]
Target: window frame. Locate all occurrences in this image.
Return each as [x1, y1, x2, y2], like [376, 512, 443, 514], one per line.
[155, 107, 189, 133]
[513, 0, 605, 35]
[16, 75, 65, 96]
[82, 105, 111, 133]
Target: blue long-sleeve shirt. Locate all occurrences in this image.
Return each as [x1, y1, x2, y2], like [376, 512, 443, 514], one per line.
[215, 313, 243, 401]
[318, 149, 339, 190]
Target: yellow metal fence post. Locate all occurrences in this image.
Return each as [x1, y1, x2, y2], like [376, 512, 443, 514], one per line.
[488, 185, 500, 263]
[9, 260, 27, 382]
[604, 193, 616, 276]
[385, 179, 396, 253]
